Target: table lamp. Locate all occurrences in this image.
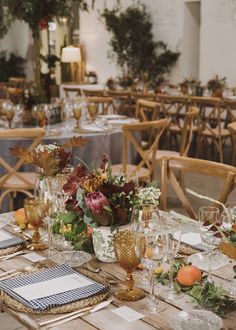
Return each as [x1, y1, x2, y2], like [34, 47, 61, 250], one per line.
[61, 45, 81, 82]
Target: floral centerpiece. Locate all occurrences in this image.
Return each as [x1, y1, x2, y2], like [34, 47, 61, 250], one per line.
[59, 155, 161, 261]
[207, 75, 227, 98]
[10, 137, 86, 177]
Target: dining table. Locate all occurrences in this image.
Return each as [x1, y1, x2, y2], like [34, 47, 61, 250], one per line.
[0, 212, 235, 330]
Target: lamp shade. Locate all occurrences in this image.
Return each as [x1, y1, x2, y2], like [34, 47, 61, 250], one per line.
[61, 46, 81, 63]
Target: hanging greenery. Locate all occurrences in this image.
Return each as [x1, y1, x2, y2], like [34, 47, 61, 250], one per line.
[101, 2, 180, 87]
[0, 0, 94, 92]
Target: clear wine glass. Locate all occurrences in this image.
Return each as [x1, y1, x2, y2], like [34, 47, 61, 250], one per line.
[199, 206, 220, 282]
[131, 205, 164, 312]
[166, 231, 182, 300]
[135, 233, 165, 312]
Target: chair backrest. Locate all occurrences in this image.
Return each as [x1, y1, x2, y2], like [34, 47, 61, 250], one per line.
[7, 88, 24, 104]
[83, 89, 105, 97]
[157, 94, 190, 117]
[122, 119, 168, 175]
[85, 96, 113, 115]
[135, 99, 161, 122]
[63, 87, 82, 98]
[159, 156, 236, 219]
[178, 106, 199, 156]
[0, 85, 9, 99]
[0, 128, 45, 187]
[9, 77, 26, 88]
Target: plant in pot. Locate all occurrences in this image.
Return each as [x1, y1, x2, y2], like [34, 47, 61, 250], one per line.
[0, 0, 94, 94]
[59, 155, 161, 262]
[101, 2, 180, 91]
[207, 75, 227, 98]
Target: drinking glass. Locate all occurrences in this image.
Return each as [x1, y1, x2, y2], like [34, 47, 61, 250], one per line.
[113, 230, 145, 301]
[221, 202, 236, 227]
[166, 231, 182, 299]
[135, 233, 165, 312]
[88, 104, 97, 123]
[24, 197, 48, 250]
[199, 206, 220, 282]
[4, 105, 15, 128]
[131, 205, 164, 310]
[73, 100, 83, 129]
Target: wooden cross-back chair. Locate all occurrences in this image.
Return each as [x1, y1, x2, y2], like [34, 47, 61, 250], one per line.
[0, 128, 45, 210]
[85, 96, 113, 115]
[111, 119, 168, 183]
[159, 156, 236, 219]
[227, 121, 236, 165]
[106, 90, 133, 116]
[83, 89, 105, 97]
[135, 99, 161, 122]
[157, 94, 190, 117]
[8, 77, 26, 89]
[151, 106, 199, 161]
[63, 87, 82, 98]
[191, 97, 232, 163]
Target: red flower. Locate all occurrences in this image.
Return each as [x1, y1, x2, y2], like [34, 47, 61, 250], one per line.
[85, 192, 109, 214]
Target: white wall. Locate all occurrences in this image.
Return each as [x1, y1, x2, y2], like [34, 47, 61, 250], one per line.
[200, 0, 236, 85]
[2, 0, 236, 85]
[0, 20, 34, 80]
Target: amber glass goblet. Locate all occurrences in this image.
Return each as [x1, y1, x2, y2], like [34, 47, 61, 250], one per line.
[24, 197, 48, 251]
[73, 107, 82, 129]
[113, 230, 145, 301]
[5, 107, 15, 128]
[88, 104, 97, 123]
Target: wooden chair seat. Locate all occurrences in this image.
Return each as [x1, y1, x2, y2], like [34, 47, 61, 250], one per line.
[111, 164, 150, 181]
[168, 124, 198, 133]
[201, 128, 230, 137]
[1, 172, 36, 189]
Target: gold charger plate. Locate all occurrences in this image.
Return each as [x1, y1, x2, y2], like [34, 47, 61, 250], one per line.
[0, 269, 110, 314]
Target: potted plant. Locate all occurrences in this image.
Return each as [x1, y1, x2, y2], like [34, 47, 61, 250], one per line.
[101, 3, 180, 90]
[0, 1, 94, 93]
[207, 75, 227, 98]
[60, 156, 161, 262]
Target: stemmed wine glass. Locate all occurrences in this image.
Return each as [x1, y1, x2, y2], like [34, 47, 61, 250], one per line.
[131, 205, 164, 311]
[88, 104, 97, 123]
[199, 206, 220, 282]
[113, 230, 145, 301]
[4, 105, 15, 128]
[166, 231, 182, 300]
[24, 197, 48, 250]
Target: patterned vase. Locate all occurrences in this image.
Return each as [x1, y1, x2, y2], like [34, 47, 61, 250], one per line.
[92, 225, 129, 262]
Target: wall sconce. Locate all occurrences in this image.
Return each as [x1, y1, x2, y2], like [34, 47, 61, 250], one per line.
[61, 45, 81, 82]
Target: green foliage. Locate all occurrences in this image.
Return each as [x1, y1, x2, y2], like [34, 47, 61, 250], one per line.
[0, 51, 25, 82]
[155, 260, 236, 317]
[40, 54, 60, 69]
[1, 0, 94, 37]
[207, 75, 227, 91]
[101, 2, 180, 86]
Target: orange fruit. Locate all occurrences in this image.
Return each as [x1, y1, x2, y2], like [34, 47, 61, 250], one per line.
[14, 208, 27, 224]
[232, 224, 236, 232]
[176, 265, 202, 286]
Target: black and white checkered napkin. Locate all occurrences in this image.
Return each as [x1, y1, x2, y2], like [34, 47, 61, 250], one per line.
[0, 263, 108, 311]
[0, 232, 24, 250]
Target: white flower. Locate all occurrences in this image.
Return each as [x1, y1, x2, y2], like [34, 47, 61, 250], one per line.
[34, 144, 60, 153]
[132, 186, 161, 206]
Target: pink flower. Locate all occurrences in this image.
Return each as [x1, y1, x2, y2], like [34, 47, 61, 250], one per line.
[85, 192, 109, 214]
